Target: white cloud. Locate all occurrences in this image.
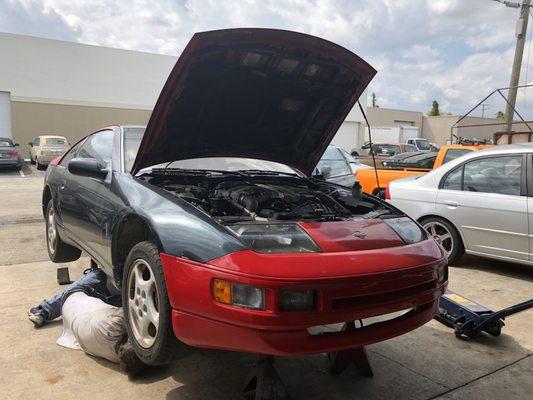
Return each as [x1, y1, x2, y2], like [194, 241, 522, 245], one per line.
[1, 0, 531, 115]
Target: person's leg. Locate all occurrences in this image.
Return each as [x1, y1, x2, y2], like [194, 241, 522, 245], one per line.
[29, 264, 108, 327]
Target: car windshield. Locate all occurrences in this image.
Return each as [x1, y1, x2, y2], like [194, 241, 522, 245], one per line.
[372, 144, 401, 156]
[45, 138, 67, 145]
[0, 139, 13, 147]
[416, 140, 431, 150]
[123, 127, 298, 175]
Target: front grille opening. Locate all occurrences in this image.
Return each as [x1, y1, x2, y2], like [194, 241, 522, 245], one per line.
[307, 308, 413, 336]
[331, 281, 436, 311]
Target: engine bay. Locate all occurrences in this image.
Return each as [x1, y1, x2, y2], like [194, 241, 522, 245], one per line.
[142, 170, 390, 223]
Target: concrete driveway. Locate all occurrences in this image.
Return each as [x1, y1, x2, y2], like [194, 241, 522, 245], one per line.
[1, 164, 531, 399]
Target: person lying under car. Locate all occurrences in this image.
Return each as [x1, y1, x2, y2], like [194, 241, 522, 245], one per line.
[28, 264, 146, 376]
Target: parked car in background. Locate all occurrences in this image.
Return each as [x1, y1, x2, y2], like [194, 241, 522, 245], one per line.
[357, 144, 491, 197]
[0, 137, 22, 171]
[387, 144, 532, 265]
[42, 29, 447, 366]
[314, 145, 369, 187]
[353, 142, 418, 168]
[29, 135, 70, 170]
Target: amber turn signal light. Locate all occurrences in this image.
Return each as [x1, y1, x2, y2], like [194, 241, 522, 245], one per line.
[213, 279, 232, 304]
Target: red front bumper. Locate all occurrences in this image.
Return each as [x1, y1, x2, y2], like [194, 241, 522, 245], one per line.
[161, 240, 447, 356]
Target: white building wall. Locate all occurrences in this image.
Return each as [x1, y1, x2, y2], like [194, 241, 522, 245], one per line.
[330, 89, 367, 152]
[0, 91, 12, 139]
[0, 33, 176, 109]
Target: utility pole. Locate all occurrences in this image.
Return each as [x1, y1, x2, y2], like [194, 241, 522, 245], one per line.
[505, 0, 531, 131]
[480, 103, 490, 118]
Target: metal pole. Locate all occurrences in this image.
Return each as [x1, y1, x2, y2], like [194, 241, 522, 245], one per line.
[505, 0, 531, 131]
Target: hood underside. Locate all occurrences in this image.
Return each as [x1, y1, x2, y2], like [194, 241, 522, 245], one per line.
[131, 28, 376, 175]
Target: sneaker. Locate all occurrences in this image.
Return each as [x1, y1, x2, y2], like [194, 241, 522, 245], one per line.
[28, 307, 46, 328]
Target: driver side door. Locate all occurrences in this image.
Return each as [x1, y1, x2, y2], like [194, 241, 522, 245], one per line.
[58, 130, 116, 261]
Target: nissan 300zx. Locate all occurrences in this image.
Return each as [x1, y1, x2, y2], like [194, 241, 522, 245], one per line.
[42, 28, 448, 365]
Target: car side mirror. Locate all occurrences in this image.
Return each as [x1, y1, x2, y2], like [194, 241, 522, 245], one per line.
[28, 142, 33, 147]
[14, 143, 19, 147]
[68, 158, 108, 179]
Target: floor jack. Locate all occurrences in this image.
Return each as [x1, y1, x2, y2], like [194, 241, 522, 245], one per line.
[241, 321, 373, 400]
[435, 291, 533, 340]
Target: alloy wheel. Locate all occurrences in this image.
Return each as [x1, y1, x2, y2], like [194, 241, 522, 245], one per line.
[127, 259, 160, 348]
[47, 206, 57, 254]
[423, 221, 453, 257]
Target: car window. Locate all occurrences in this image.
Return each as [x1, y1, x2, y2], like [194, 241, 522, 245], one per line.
[45, 138, 67, 146]
[77, 130, 114, 167]
[34, 138, 40, 146]
[442, 167, 463, 190]
[316, 147, 352, 177]
[404, 145, 417, 152]
[415, 140, 431, 151]
[372, 144, 401, 156]
[463, 156, 522, 196]
[123, 127, 145, 172]
[443, 149, 472, 164]
[60, 139, 86, 167]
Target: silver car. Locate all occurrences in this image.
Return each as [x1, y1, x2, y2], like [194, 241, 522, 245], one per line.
[387, 144, 531, 265]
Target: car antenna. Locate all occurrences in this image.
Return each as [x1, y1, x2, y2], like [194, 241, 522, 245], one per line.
[357, 100, 381, 193]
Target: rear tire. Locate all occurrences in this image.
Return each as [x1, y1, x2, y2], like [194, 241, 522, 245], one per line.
[45, 200, 82, 262]
[420, 216, 464, 265]
[122, 241, 180, 365]
[30, 156, 35, 165]
[36, 161, 46, 170]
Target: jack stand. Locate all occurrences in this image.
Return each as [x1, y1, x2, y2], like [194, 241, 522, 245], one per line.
[242, 356, 291, 400]
[327, 321, 374, 377]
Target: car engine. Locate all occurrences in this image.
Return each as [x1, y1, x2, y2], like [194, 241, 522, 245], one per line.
[144, 172, 378, 222]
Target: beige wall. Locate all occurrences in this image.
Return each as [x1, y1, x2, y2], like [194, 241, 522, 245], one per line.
[11, 101, 151, 158]
[421, 115, 525, 146]
[366, 107, 424, 128]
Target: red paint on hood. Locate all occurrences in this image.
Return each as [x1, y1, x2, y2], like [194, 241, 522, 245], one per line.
[299, 220, 404, 252]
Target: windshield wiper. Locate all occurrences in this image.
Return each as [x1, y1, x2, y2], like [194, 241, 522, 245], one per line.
[151, 167, 241, 176]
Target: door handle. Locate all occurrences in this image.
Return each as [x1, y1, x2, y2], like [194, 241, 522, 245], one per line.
[444, 200, 459, 208]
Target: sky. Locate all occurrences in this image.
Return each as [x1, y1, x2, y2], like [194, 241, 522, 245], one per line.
[1, 0, 533, 117]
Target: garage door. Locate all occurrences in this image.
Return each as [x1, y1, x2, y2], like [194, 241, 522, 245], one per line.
[330, 121, 360, 153]
[0, 91, 12, 139]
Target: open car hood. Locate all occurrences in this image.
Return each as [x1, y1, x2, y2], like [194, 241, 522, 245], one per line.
[131, 28, 376, 175]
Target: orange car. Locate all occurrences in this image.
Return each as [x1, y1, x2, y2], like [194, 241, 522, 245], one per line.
[356, 144, 492, 197]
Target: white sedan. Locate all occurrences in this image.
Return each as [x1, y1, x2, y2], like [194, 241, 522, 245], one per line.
[387, 144, 531, 265]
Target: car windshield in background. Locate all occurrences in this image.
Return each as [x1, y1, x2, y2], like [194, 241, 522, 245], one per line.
[0, 140, 13, 147]
[443, 148, 472, 164]
[416, 140, 431, 150]
[123, 127, 297, 175]
[372, 144, 401, 156]
[316, 146, 352, 177]
[45, 138, 67, 145]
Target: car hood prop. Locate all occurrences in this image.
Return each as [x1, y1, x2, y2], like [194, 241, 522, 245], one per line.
[131, 28, 376, 175]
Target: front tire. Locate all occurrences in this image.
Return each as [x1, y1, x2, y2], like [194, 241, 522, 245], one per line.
[421, 217, 464, 265]
[36, 160, 45, 170]
[122, 241, 180, 365]
[45, 200, 82, 262]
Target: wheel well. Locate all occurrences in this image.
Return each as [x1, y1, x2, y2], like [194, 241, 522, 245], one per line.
[417, 214, 465, 244]
[42, 186, 52, 217]
[112, 215, 156, 287]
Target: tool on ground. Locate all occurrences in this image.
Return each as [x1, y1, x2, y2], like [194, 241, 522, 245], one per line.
[435, 291, 533, 340]
[241, 321, 374, 399]
[56, 267, 71, 285]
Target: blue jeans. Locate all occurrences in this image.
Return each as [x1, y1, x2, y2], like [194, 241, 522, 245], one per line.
[35, 268, 121, 321]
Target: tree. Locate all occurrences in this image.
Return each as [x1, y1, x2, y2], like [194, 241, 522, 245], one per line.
[371, 92, 378, 107]
[428, 100, 440, 116]
[496, 111, 505, 119]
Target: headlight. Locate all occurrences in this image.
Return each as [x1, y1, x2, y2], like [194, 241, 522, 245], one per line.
[212, 279, 265, 310]
[383, 216, 427, 244]
[226, 223, 320, 253]
[280, 290, 316, 311]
